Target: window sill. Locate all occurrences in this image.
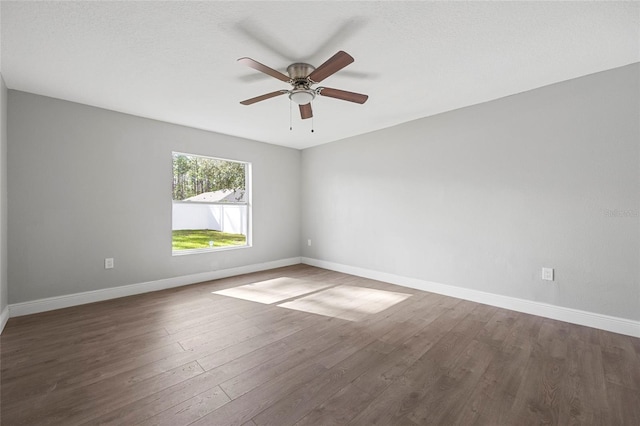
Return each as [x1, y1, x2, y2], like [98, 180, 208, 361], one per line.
[172, 244, 251, 256]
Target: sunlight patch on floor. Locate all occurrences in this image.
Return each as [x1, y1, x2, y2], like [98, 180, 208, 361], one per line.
[212, 277, 332, 304]
[278, 285, 412, 321]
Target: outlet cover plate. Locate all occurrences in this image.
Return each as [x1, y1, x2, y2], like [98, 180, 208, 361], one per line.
[105, 258, 114, 269]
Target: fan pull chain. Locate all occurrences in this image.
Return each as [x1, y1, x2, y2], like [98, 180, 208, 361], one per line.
[311, 101, 314, 133]
[289, 99, 293, 131]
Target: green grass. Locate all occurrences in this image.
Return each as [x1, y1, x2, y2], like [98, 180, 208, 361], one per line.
[172, 229, 246, 251]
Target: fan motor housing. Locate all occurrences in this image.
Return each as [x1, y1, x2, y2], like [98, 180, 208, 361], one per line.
[287, 63, 315, 81]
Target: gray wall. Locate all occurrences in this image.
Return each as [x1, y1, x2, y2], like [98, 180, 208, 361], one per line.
[6, 64, 639, 322]
[8, 91, 301, 304]
[302, 64, 640, 321]
[0, 75, 7, 313]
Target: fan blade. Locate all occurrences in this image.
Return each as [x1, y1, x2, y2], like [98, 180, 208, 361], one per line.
[307, 51, 354, 83]
[237, 57, 290, 82]
[318, 87, 368, 104]
[240, 90, 287, 105]
[299, 103, 313, 120]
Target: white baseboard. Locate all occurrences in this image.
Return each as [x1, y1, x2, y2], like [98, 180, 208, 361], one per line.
[8, 257, 302, 318]
[0, 305, 9, 334]
[302, 257, 640, 338]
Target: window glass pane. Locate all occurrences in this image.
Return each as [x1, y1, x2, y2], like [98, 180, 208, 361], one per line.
[172, 153, 246, 203]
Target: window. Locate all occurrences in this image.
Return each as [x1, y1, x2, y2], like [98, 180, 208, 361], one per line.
[172, 152, 250, 254]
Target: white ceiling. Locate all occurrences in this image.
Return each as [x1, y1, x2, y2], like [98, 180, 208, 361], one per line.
[1, 1, 638, 150]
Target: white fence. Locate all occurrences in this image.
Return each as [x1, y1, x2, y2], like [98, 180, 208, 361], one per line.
[172, 202, 248, 235]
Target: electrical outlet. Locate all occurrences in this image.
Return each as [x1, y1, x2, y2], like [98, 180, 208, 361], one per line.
[542, 267, 554, 281]
[105, 258, 114, 269]
[307, 239, 312, 247]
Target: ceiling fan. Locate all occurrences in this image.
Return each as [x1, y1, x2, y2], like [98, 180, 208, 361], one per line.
[238, 51, 368, 120]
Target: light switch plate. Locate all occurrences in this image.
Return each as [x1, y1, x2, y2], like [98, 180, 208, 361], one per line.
[542, 267, 554, 281]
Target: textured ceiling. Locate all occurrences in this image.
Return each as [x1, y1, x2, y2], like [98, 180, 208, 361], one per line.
[1, 1, 638, 149]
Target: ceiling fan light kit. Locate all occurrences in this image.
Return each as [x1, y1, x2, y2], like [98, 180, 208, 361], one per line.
[289, 90, 315, 105]
[238, 51, 368, 123]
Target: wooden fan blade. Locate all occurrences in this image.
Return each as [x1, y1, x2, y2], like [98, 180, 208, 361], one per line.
[240, 90, 286, 105]
[237, 57, 290, 82]
[307, 51, 354, 83]
[318, 87, 368, 104]
[299, 103, 313, 120]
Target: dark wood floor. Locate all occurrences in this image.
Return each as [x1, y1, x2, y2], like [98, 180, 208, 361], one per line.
[1, 265, 639, 425]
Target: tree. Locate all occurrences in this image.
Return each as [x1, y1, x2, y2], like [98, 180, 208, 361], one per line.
[172, 154, 191, 200]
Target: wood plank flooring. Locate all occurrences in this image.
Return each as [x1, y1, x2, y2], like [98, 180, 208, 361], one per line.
[1, 264, 639, 425]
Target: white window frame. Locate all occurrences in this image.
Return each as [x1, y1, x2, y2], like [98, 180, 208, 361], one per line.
[171, 151, 252, 256]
